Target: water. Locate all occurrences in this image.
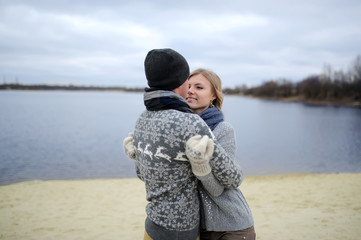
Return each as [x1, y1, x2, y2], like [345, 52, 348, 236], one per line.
[0, 91, 143, 184]
[223, 96, 361, 175]
[1, 91, 360, 184]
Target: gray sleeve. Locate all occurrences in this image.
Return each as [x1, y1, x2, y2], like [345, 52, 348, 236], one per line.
[188, 115, 243, 189]
[209, 122, 243, 189]
[213, 122, 237, 160]
[197, 173, 224, 197]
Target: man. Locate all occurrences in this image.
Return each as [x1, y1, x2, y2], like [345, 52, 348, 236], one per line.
[124, 48, 242, 240]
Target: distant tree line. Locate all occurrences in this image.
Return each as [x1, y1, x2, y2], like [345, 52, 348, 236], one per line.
[2, 55, 361, 106]
[224, 55, 361, 104]
[0, 83, 144, 92]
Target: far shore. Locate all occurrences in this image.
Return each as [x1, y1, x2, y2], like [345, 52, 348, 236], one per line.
[1, 173, 360, 240]
[0, 83, 143, 92]
[239, 94, 361, 108]
[1, 83, 360, 108]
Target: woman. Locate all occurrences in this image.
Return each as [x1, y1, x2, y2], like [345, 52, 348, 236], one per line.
[186, 68, 255, 240]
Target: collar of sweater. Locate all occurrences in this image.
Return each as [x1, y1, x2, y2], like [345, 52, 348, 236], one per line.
[143, 90, 192, 113]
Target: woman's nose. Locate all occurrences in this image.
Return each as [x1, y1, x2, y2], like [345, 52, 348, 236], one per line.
[188, 86, 194, 94]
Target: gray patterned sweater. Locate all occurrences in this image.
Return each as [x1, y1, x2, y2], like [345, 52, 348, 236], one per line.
[198, 121, 254, 231]
[132, 91, 243, 231]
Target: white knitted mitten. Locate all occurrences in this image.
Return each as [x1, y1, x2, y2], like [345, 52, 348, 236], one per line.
[123, 132, 136, 161]
[185, 135, 214, 176]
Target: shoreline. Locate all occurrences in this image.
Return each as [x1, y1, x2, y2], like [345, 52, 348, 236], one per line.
[238, 94, 361, 108]
[1, 173, 360, 240]
[2, 87, 360, 108]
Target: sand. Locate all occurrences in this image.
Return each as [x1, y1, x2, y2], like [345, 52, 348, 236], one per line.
[1, 173, 360, 240]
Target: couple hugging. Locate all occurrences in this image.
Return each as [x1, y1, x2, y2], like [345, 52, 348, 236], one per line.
[124, 48, 255, 240]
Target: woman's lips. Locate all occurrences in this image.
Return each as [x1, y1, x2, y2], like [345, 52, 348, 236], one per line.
[186, 97, 196, 102]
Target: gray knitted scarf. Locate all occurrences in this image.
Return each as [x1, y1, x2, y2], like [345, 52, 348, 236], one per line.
[144, 90, 192, 113]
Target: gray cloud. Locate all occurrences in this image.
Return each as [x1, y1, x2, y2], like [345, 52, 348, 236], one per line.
[1, 0, 360, 87]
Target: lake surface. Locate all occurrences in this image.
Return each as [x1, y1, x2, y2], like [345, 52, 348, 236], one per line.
[1, 91, 360, 184]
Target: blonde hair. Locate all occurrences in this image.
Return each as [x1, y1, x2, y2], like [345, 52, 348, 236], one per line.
[188, 68, 223, 110]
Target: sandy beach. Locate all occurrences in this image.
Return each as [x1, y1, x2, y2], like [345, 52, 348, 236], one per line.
[1, 173, 360, 240]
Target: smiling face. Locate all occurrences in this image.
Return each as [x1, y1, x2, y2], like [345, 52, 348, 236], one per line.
[186, 73, 216, 114]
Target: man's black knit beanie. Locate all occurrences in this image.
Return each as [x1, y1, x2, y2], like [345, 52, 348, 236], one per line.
[144, 48, 190, 91]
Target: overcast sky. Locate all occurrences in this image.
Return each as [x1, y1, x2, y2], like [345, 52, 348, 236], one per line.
[1, 0, 361, 88]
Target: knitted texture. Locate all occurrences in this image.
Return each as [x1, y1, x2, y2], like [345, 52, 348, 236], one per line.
[123, 132, 136, 160]
[199, 121, 254, 231]
[198, 107, 224, 131]
[144, 90, 192, 113]
[132, 91, 243, 231]
[185, 135, 214, 176]
[144, 48, 189, 91]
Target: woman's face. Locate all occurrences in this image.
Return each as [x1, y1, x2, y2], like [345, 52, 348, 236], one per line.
[186, 74, 216, 114]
